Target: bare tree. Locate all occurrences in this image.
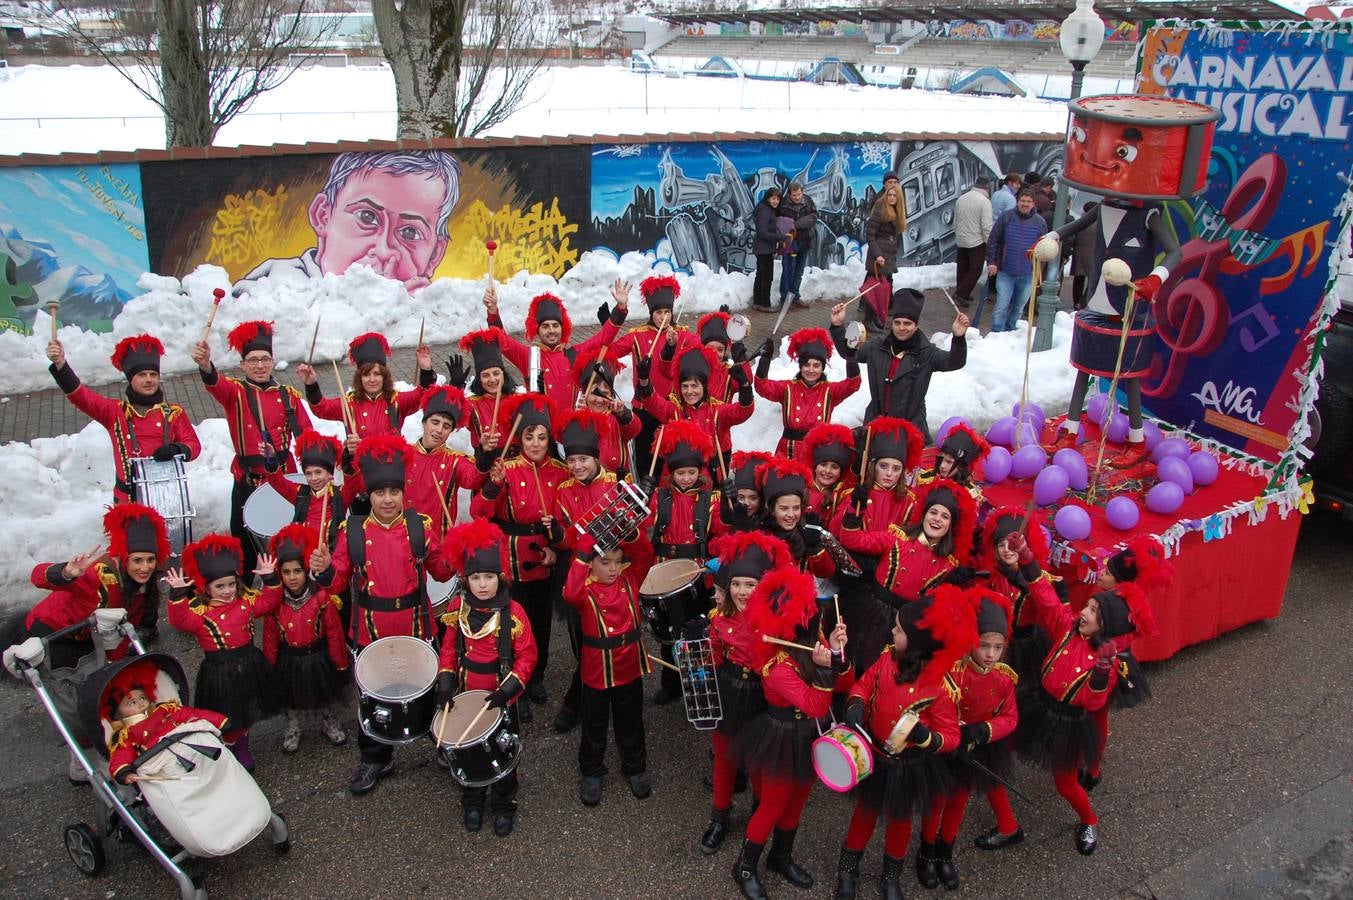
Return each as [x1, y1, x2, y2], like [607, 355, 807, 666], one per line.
[31, 0, 342, 146]
[372, 0, 554, 140]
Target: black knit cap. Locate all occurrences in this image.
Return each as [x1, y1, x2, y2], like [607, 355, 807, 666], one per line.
[559, 414, 602, 458]
[465, 333, 505, 374]
[1094, 589, 1133, 640]
[732, 454, 766, 492]
[349, 334, 389, 367]
[193, 543, 240, 584]
[989, 511, 1022, 549]
[889, 288, 924, 323]
[758, 463, 808, 507]
[464, 543, 503, 577]
[123, 517, 160, 556]
[812, 436, 852, 468]
[724, 543, 774, 582]
[532, 295, 564, 325]
[976, 597, 1009, 638]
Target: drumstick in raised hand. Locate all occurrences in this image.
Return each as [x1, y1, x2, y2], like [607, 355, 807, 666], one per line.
[307, 315, 322, 366]
[858, 427, 873, 482]
[331, 361, 356, 433]
[939, 288, 963, 315]
[761, 634, 820, 654]
[648, 425, 666, 480]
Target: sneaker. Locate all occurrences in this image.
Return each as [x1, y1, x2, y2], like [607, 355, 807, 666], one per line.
[553, 706, 579, 734]
[463, 806, 484, 833]
[493, 811, 516, 837]
[321, 714, 348, 747]
[67, 751, 90, 786]
[349, 760, 394, 796]
[282, 715, 301, 754]
[628, 772, 652, 800]
[1075, 823, 1098, 856]
[579, 775, 603, 807]
[974, 826, 1024, 851]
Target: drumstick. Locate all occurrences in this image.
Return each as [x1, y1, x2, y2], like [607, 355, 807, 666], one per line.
[646, 653, 680, 673]
[46, 300, 60, 341]
[838, 288, 869, 310]
[414, 316, 425, 381]
[648, 425, 666, 480]
[531, 460, 549, 518]
[500, 413, 523, 458]
[649, 323, 668, 361]
[306, 315, 322, 366]
[330, 361, 355, 433]
[712, 412, 728, 481]
[939, 288, 963, 315]
[581, 347, 608, 403]
[490, 388, 503, 441]
[858, 426, 873, 482]
[317, 490, 330, 560]
[485, 239, 497, 281]
[134, 773, 181, 782]
[201, 288, 225, 342]
[453, 678, 509, 746]
[434, 701, 452, 748]
[834, 593, 841, 626]
[761, 635, 820, 654]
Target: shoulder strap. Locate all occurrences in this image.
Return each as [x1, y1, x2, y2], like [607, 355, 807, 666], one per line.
[694, 490, 712, 556]
[405, 510, 427, 560]
[346, 515, 366, 572]
[497, 610, 515, 680]
[656, 489, 673, 540]
[279, 387, 300, 445]
[296, 488, 312, 524]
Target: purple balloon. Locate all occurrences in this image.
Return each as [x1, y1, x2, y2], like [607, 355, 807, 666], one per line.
[1105, 413, 1130, 444]
[982, 446, 1012, 483]
[1145, 481, 1185, 514]
[1013, 421, 1041, 449]
[986, 416, 1017, 448]
[1151, 438, 1191, 464]
[1188, 451, 1220, 486]
[1033, 464, 1070, 506]
[1012, 402, 1047, 430]
[936, 416, 968, 447]
[1105, 496, 1140, 530]
[1054, 505, 1092, 541]
[1143, 420, 1163, 452]
[1085, 393, 1109, 425]
[1157, 456, 1194, 493]
[1053, 448, 1089, 491]
[1011, 444, 1048, 480]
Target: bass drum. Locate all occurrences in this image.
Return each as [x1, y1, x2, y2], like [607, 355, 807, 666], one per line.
[355, 636, 438, 745]
[430, 691, 522, 787]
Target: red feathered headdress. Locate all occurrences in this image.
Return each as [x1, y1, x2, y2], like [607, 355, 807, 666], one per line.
[458, 328, 508, 354]
[744, 568, 820, 669]
[939, 422, 991, 467]
[420, 385, 469, 428]
[866, 416, 924, 473]
[755, 457, 813, 493]
[444, 519, 506, 577]
[731, 450, 773, 490]
[105, 658, 162, 718]
[526, 293, 573, 345]
[710, 530, 794, 576]
[500, 391, 556, 436]
[966, 585, 1014, 638]
[226, 321, 273, 355]
[572, 351, 625, 388]
[104, 503, 170, 565]
[909, 478, 978, 564]
[554, 408, 615, 453]
[182, 534, 243, 592]
[915, 585, 980, 685]
[1105, 581, 1158, 640]
[109, 334, 164, 373]
[803, 423, 855, 468]
[640, 274, 681, 304]
[1107, 535, 1173, 594]
[979, 505, 1050, 571]
[697, 310, 731, 345]
[788, 327, 835, 363]
[348, 332, 391, 366]
[269, 523, 318, 565]
[356, 433, 409, 467]
[657, 419, 714, 461]
[295, 429, 342, 468]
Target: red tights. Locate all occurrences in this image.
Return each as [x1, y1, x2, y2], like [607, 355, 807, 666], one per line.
[711, 731, 737, 811]
[745, 773, 813, 844]
[1088, 706, 1110, 776]
[1053, 768, 1097, 825]
[925, 785, 1020, 843]
[843, 795, 943, 857]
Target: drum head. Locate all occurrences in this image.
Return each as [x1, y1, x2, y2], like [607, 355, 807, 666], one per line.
[812, 738, 855, 791]
[242, 483, 294, 540]
[426, 575, 460, 617]
[640, 559, 704, 599]
[845, 321, 866, 349]
[432, 690, 501, 747]
[355, 636, 438, 701]
[726, 314, 750, 343]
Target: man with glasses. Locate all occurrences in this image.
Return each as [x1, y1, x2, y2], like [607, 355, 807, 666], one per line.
[192, 320, 312, 573]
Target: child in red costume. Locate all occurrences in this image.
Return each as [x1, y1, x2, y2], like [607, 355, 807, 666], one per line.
[803, 423, 856, 526]
[105, 659, 228, 784]
[837, 416, 923, 536]
[832, 586, 976, 900]
[756, 457, 835, 578]
[634, 343, 754, 479]
[752, 324, 860, 458]
[264, 430, 346, 550]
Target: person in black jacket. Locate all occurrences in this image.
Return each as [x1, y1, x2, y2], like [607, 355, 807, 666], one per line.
[751, 187, 787, 311]
[831, 288, 969, 442]
[778, 181, 818, 308]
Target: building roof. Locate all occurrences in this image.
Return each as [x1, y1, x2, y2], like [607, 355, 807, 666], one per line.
[653, 1, 1307, 26]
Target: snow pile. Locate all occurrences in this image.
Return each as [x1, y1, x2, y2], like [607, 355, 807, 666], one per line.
[0, 253, 954, 393]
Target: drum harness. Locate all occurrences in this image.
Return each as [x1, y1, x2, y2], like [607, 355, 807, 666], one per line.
[452, 603, 515, 692]
[345, 511, 429, 640]
[295, 488, 343, 547]
[652, 488, 713, 560]
[112, 401, 174, 498]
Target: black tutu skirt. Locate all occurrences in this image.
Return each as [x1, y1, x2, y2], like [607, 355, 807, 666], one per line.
[715, 663, 766, 735]
[838, 581, 897, 676]
[946, 740, 1016, 792]
[1015, 687, 1098, 772]
[1113, 649, 1152, 710]
[195, 645, 283, 730]
[274, 642, 351, 710]
[733, 708, 820, 781]
[858, 748, 953, 819]
[1005, 624, 1052, 689]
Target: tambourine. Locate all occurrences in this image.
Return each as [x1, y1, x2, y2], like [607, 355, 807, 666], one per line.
[845, 321, 867, 350]
[726, 314, 751, 344]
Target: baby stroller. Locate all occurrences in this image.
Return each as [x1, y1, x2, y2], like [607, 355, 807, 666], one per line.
[5, 609, 290, 900]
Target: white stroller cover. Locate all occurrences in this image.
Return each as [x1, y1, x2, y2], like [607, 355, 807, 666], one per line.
[135, 722, 271, 857]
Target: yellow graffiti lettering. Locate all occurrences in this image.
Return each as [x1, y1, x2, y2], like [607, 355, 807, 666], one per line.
[446, 197, 580, 279]
[207, 186, 290, 268]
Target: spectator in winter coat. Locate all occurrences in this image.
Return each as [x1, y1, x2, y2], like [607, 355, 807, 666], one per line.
[751, 188, 787, 311]
[1023, 171, 1054, 218]
[953, 176, 993, 306]
[778, 181, 818, 308]
[864, 179, 907, 281]
[990, 173, 1021, 222]
[984, 190, 1049, 333]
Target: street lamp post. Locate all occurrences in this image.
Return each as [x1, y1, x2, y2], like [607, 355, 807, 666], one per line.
[1033, 0, 1105, 352]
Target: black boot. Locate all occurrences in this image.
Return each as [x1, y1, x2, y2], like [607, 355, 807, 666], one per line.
[880, 854, 907, 900]
[974, 826, 1024, 850]
[935, 839, 959, 890]
[701, 808, 730, 855]
[766, 827, 814, 888]
[915, 841, 940, 889]
[1076, 823, 1098, 855]
[833, 846, 864, 900]
[732, 839, 768, 900]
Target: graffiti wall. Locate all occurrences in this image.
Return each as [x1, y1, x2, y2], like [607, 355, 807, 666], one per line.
[588, 138, 1061, 272]
[0, 163, 149, 334]
[1137, 21, 1353, 463]
[143, 146, 590, 290]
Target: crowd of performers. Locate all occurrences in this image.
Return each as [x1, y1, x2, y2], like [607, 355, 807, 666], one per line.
[10, 272, 1171, 896]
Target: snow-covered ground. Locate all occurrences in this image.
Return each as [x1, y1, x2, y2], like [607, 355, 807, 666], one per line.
[0, 63, 1066, 156]
[0, 251, 1076, 610]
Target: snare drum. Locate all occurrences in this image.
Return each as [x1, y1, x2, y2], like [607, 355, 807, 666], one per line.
[131, 457, 194, 554]
[242, 483, 293, 549]
[813, 724, 875, 792]
[426, 574, 461, 622]
[355, 636, 439, 745]
[639, 558, 708, 632]
[430, 690, 522, 787]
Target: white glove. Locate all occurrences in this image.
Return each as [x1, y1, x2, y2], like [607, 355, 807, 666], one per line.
[4, 637, 45, 676]
[93, 609, 128, 650]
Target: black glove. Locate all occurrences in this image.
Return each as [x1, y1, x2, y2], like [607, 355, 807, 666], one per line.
[844, 700, 865, 730]
[635, 356, 652, 382]
[637, 476, 656, 496]
[755, 337, 775, 359]
[908, 721, 933, 747]
[435, 672, 456, 709]
[445, 353, 469, 388]
[840, 512, 863, 530]
[783, 527, 807, 560]
[729, 365, 749, 388]
[719, 476, 736, 498]
[799, 523, 823, 554]
[959, 722, 987, 749]
[851, 485, 870, 511]
[718, 303, 731, 314]
[730, 341, 748, 364]
[151, 443, 183, 462]
[939, 566, 977, 586]
[596, 301, 611, 324]
[681, 615, 709, 641]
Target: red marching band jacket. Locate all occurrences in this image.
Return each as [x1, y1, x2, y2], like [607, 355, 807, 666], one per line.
[833, 484, 917, 534]
[851, 650, 961, 753]
[611, 324, 691, 399]
[950, 657, 1019, 743]
[550, 470, 624, 554]
[761, 653, 835, 719]
[109, 702, 229, 782]
[635, 393, 754, 461]
[656, 349, 749, 405]
[203, 373, 311, 481]
[488, 310, 622, 411]
[308, 388, 424, 440]
[563, 537, 656, 689]
[469, 456, 569, 583]
[61, 387, 201, 503]
[753, 375, 861, 458]
[403, 443, 487, 539]
[1024, 575, 1116, 712]
[645, 485, 727, 562]
[257, 583, 349, 671]
[27, 562, 154, 655]
[709, 607, 759, 671]
[809, 480, 852, 528]
[839, 528, 958, 603]
[166, 587, 280, 653]
[596, 412, 643, 477]
[435, 597, 538, 696]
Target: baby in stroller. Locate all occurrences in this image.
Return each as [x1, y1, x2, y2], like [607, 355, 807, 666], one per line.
[104, 659, 228, 784]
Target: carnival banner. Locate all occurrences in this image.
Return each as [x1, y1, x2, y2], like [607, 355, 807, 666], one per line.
[1137, 21, 1353, 464]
